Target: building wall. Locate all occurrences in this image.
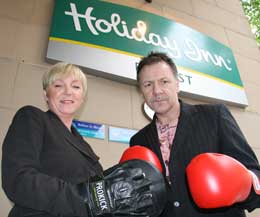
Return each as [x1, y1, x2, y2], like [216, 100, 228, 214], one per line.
[1, 0, 260, 216]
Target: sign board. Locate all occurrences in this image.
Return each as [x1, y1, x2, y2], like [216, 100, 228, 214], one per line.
[109, 126, 137, 144]
[47, 0, 248, 107]
[73, 120, 105, 139]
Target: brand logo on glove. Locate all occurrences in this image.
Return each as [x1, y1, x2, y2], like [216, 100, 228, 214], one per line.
[95, 181, 109, 211]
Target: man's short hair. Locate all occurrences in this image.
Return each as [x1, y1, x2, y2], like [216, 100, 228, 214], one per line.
[136, 52, 178, 82]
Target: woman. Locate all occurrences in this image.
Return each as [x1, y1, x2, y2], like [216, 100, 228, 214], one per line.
[2, 62, 103, 217]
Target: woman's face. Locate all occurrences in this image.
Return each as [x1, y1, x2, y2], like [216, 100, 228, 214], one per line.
[44, 73, 85, 119]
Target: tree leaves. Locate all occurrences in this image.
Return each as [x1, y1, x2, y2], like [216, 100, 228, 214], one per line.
[241, 0, 260, 46]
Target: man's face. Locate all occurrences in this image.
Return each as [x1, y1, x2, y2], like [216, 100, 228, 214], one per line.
[139, 61, 179, 116]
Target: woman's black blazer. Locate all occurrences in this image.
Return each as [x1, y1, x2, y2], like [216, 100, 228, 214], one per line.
[2, 106, 103, 217]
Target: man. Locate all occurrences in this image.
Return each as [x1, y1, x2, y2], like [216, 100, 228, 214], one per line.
[130, 52, 260, 217]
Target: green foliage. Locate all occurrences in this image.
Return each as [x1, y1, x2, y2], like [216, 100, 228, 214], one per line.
[241, 0, 260, 46]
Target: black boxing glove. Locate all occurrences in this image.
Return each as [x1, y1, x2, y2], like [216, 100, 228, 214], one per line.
[78, 159, 166, 217]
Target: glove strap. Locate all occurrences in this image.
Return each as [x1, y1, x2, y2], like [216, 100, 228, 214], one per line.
[249, 170, 260, 195]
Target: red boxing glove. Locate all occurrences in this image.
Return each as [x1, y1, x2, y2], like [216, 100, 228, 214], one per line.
[186, 153, 260, 208]
[120, 146, 163, 173]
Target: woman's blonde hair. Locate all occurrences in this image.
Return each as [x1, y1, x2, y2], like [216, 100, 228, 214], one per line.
[42, 62, 87, 96]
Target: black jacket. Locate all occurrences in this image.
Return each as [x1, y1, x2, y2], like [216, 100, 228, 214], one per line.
[2, 106, 103, 217]
[130, 101, 260, 217]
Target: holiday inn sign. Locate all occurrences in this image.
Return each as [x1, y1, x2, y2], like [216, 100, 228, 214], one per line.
[47, 0, 248, 107]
